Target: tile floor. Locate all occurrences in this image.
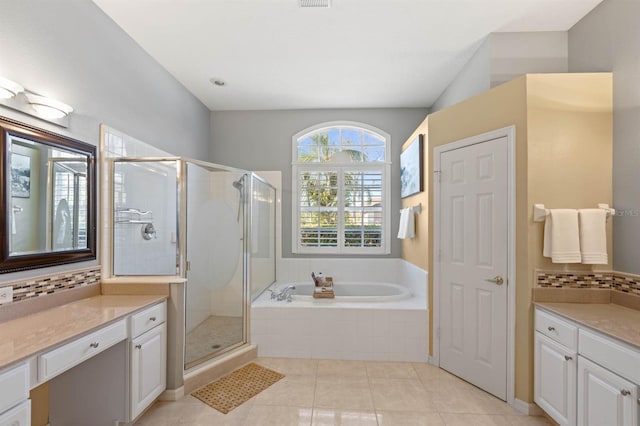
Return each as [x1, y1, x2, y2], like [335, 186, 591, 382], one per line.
[135, 358, 552, 426]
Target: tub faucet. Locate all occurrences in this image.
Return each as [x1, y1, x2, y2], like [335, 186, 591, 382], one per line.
[276, 285, 296, 302]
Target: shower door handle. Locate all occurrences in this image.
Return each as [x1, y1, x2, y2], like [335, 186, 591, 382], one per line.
[485, 276, 504, 285]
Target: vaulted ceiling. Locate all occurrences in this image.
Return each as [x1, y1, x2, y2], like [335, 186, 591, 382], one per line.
[93, 0, 603, 111]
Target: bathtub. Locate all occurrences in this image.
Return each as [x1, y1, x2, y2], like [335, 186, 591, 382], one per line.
[290, 282, 411, 302]
[251, 278, 428, 362]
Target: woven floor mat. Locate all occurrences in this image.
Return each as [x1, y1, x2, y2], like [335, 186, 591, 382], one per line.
[191, 363, 285, 414]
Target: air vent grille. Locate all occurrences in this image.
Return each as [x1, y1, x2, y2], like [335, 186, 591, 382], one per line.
[298, 0, 331, 8]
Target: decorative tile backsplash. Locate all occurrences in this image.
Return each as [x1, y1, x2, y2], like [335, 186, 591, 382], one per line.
[2, 266, 101, 303]
[537, 271, 640, 295]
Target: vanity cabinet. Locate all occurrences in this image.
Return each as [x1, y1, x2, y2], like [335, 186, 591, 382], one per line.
[578, 355, 637, 426]
[0, 363, 30, 426]
[535, 306, 640, 426]
[534, 309, 577, 426]
[130, 303, 167, 420]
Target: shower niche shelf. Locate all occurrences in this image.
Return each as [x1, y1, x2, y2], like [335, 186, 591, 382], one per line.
[115, 208, 154, 225]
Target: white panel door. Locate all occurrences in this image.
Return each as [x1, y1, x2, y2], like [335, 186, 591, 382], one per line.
[578, 356, 638, 426]
[439, 136, 508, 400]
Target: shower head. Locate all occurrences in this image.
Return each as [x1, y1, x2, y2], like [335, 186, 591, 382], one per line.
[232, 179, 243, 191]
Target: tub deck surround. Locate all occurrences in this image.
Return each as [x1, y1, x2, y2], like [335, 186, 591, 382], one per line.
[252, 280, 428, 362]
[0, 294, 167, 369]
[533, 288, 640, 348]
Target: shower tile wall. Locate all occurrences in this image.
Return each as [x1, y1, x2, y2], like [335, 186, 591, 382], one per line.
[102, 127, 178, 276]
[112, 162, 178, 275]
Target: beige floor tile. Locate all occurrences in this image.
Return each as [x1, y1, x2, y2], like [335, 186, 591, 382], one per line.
[376, 411, 446, 425]
[136, 358, 541, 426]
[314, 378, 374, 410]
[243, 405, 313, 426]
[135, 396, 252, 425]
[317, 359, 368, 378]
[312, 409, 378, 425]
[430, 388, 518, 415]
[505, 415, 553, 425]
[369, 378, 435, 412]
[412, 363, 477, 392]
[439, 413, 513, 426]
[366, 361, 418, 379]
[256, 357, 318, 376]
[440, 414, 551, 426]
[253, 374, 316, 407]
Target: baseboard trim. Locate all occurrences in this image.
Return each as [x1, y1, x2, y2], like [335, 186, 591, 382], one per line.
[513, 398, 543, 416]
[159, 386, 184, 401]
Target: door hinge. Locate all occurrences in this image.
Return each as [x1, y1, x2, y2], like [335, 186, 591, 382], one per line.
[434, 170, 441, 183]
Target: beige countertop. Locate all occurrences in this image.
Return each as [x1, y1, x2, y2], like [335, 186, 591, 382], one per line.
[0, 294, 166, 369]
[536, 300, 640, 349]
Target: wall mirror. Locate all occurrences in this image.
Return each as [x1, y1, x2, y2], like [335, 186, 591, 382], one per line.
[0, 117, 96, 273]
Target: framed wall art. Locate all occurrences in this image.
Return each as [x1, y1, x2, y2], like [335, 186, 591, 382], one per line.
[400, 134, 423, 198]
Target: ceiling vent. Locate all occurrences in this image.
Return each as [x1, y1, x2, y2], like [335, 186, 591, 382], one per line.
[298, 0, 331, 8]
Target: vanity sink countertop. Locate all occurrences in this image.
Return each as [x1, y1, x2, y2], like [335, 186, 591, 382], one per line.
[0, 294, 166, 369]
[534, 288, 640, 349]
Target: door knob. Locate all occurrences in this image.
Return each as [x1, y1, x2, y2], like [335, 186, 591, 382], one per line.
[485, 276, 504, 285]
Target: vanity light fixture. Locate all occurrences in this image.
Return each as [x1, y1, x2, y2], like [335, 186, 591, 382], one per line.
[0, 77, 24, 99]
[24, 93, 73, 119]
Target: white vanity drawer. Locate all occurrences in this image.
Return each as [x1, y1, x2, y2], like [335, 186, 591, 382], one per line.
[0, 399, 30, 426]
[38, 319, 127, 382]
[0, 363, 28, 414]
[535, 308, 578, 350]
[579, 328, 640, 384]
[130, 302, 166, 338]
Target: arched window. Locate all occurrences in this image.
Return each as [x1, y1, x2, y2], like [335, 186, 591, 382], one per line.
[292, 121, 390, 254]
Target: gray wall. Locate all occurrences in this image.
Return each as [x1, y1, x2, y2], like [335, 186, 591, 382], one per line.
[568, 0, 640, 274]
[210, 108, 429, 258]
[0, 0, 210, 158]
[0, 0, 211, 281]
[431, 32, 569, 113]
[490, 32, 568, 87]
[431, 37, 491, 113]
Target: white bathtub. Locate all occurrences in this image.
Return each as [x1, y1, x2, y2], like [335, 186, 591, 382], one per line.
[251, 276, 428, 362]
[289, 282, 411, 302]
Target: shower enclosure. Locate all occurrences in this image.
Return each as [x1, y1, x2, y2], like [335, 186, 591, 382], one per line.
[109, 157, 276, 370]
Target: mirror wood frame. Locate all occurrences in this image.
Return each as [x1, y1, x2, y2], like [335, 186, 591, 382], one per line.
[0, 116, 96, 273]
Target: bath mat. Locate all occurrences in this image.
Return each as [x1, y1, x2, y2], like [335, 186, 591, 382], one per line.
[191, 363, 285, 414]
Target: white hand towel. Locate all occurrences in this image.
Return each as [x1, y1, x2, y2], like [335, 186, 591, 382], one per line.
[579, 209, 608, 264]
[397, 207, 415, 239]
[543, 209, 581, 263]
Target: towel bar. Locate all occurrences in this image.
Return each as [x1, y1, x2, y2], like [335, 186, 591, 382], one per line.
[400, 203, 422, 214]
[533, 203, 615, 222]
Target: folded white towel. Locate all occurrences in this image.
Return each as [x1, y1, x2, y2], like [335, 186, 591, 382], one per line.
[579, 209, 608, 264]
[543, 209, 581, 263]
[397, 207, 415, 239]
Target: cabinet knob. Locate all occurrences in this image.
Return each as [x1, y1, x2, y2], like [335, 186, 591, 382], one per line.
[90, 342, 99, 349]
[548, 326, 555, 332]
[621, 389, 631, 396]
[135, 344, 142, 349]
[564, 355, 572, 361]
[149, 316, 157, 321]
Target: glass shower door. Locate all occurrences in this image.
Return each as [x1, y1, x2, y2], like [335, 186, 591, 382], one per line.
[184, 162, 247, 368]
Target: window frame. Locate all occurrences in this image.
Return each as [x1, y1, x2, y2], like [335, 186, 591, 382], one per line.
[291, 121, 391, 255]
